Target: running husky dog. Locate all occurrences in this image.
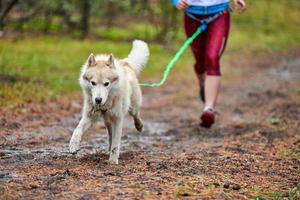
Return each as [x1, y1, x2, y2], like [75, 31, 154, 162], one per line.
[69, 40, 149, 164]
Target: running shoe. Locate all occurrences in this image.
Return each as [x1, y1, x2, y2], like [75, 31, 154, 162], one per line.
[200, 108, 215, 128]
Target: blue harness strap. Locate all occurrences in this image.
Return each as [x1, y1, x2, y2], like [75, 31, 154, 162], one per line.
[186, 7, 232, 29]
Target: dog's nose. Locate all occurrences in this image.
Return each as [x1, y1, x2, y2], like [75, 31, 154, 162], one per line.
[95, 97, 102, 104]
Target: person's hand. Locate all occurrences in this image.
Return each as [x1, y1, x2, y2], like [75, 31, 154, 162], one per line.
[177, 0, 188, 10]
[233, 0, 246, 13]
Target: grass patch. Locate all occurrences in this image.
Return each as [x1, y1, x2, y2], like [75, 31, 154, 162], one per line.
[175, 185, 195, 197]
[138, 183, 149, 196]
[249, 187, 300, 200]
[289, 187, 300, 200]
[0, 82, 50, 107]
[229, 0, 300, 52]
[0, 37, 193, 106]
[281, 148, 300, 160]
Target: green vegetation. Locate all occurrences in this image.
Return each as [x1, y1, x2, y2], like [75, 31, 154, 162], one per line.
[175, 185, 195, 197]
[229, 0, 300, 52]
[281, 148, 300, 160]
[250, 187, 300, 200]
[1, 0, 300, 107]
[0, 37, 193, 106]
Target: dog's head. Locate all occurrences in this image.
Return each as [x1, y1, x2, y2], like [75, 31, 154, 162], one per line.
[82, 53, 119, 106]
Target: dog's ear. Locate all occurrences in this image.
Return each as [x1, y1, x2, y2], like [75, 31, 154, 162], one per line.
[106, 54, 115, 68]
[87, 53, 96, 67]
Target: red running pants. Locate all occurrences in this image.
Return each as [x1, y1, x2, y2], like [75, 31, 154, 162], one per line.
[184, 12, 230, 76]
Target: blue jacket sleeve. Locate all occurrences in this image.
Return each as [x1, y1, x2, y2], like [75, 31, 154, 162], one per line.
[172, 0, 178, 7]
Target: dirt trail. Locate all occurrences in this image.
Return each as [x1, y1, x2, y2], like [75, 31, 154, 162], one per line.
[0, 55, 299, 199]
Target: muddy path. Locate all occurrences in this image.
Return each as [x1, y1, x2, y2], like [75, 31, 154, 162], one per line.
[0, 54, 300, 199]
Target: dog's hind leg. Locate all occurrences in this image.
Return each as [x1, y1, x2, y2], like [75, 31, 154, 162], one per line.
[69, 114, 93, 154]
[129, 83, 143, 132]
[108, 117, 123, 164]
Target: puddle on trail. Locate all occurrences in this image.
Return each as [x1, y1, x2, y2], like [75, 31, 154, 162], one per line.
[0, 113, 173, 170]
[0, 114, 175, 184]
[268, 58, 300, 81]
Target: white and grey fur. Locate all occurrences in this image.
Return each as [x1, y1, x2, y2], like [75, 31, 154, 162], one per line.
[69, 40, 149, 164]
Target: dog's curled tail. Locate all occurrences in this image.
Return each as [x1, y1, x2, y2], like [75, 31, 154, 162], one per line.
[127, 40, 149, 75]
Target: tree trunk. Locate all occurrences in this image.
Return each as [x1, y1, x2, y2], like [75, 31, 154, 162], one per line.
[106, 0, 116, 28]
[141, 0, 150, 40]
[170, 4, 178, 40]
[156, 0, 169, 41]
[80, 0, 90, 38]
[0, 0, 19, 30]
[43, 10, 52, 33]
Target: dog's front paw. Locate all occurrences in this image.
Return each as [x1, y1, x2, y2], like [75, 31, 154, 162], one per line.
[69, 136, 81, 154]
[108, 156, 119, 165]
[69, 144, 80, 154]
[109, 148, 119, 164]
[69, 142, 80, 154]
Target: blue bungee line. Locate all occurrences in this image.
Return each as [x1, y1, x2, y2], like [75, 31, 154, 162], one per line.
[139, 8, 230, 87]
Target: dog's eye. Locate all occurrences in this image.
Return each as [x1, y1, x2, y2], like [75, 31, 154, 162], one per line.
[104, 82, 110, 87]
[91, 81, 96, 86]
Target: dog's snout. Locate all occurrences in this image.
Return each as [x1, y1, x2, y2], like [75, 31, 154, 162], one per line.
[95, 97, 102, 104]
